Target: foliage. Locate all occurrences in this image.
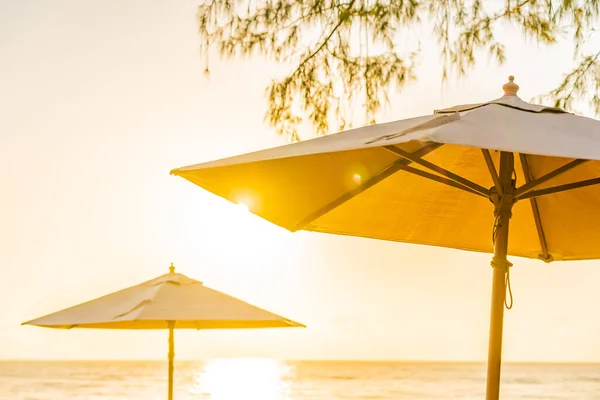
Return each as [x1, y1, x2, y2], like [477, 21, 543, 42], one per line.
[198, 0, 600, 140]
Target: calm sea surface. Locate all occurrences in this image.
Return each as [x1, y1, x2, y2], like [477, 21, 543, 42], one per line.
[1, 360, 599, 400]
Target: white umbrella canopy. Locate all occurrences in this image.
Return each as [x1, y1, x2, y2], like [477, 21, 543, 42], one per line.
[23, 265, 302, 329]
[171, 76, 600, 399]
[23, 265, 303, 400]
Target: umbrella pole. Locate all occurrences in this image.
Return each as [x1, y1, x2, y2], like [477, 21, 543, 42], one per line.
[486, 152, 515, 400]
[168, 321, 175, 400]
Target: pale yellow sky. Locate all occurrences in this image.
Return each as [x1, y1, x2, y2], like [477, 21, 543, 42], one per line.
[2, 0, 600, 362]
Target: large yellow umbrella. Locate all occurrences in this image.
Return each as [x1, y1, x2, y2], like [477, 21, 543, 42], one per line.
[23, 264, 304, 400]
[171, 77, 600, 399]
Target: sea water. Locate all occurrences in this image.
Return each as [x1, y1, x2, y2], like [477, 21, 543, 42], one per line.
[1, 359, 599, 399]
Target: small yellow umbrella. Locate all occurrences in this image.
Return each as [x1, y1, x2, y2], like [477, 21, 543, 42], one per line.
[171, 77, 600, 399]
[23, 264, 304, 400]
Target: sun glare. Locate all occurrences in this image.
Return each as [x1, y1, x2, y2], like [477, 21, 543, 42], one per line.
[235, 202, 250, 213]
[190, 358, 293, 400]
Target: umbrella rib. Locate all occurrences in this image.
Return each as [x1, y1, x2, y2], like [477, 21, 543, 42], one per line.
[517, 177, 600, 200]
[384, 145, 490, 197]
[519, 153, 551, 261]
[482, 149, 502, 196]
[514, 159, 588, 198]
[399, 165, 487, 197]
[292, 142, 443, 231]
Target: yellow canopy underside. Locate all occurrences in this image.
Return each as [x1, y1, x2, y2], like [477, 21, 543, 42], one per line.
[176, 141, 600, 262]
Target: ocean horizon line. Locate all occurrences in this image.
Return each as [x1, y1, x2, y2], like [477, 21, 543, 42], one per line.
[2, 358, 600, 365]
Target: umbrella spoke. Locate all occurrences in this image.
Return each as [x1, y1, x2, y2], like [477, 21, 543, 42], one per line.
[399, 165, 487, 197]
[519, 154, 552, 262]
[514, 158, 588, 198]
[384, 145, 491, 197]
[482, 149, 503, 196]
[518, 177, 600, 200]
[293, 142, 444, 231]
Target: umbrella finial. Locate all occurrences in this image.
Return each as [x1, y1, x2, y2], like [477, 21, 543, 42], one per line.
[169, 263, 175, 274]
[502, 75, 519, 96]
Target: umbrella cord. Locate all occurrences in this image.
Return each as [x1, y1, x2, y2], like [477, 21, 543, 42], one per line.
[505, 170, 517, 309]
[492, 214, 499, 245]
[505, 269, 513, 309]
[492, 212, 514, 310]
